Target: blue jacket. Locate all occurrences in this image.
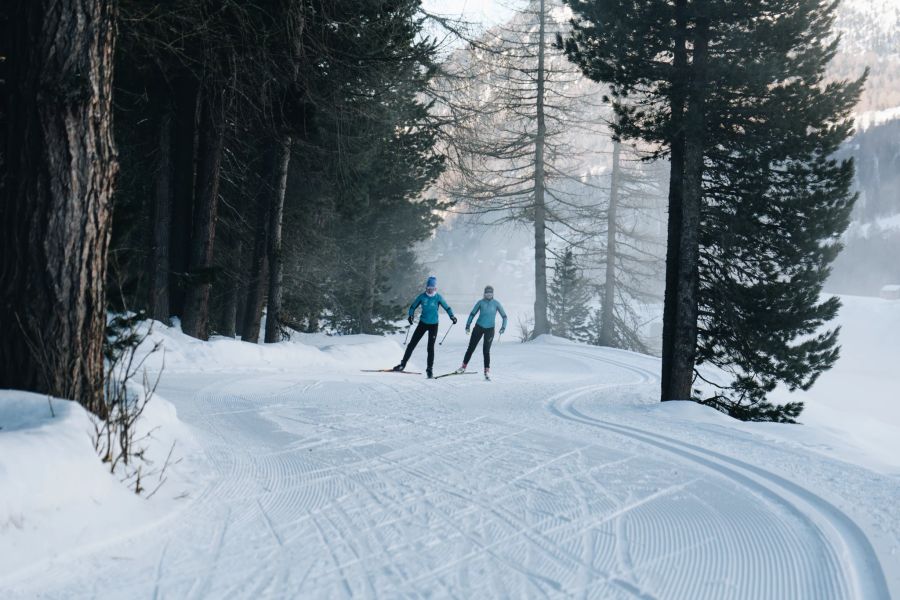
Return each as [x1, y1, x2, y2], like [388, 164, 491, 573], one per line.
[467, 298, 508, 330]
[409, 292, 454, 325]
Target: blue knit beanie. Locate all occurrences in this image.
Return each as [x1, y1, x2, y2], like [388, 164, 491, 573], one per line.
[426, 276, 437, 289]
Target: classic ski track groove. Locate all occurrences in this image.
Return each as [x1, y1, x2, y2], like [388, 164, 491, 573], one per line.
[544, 348, 890, 600]
[8, 344, 892, 599]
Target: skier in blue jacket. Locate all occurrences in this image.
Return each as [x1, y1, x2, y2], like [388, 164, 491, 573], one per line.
[393, 276, 456, 378]
[456, 285, 507, 380]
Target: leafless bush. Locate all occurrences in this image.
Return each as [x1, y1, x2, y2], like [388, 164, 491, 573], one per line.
[92, 314, 175, 496]
[517, 315, 534, 343]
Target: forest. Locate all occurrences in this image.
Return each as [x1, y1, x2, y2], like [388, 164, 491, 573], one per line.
[1, 0, 868, 423]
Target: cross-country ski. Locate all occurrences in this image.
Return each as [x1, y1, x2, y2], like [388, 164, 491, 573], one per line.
[433, 371, 479, 379]
[361, 369, 423, 375]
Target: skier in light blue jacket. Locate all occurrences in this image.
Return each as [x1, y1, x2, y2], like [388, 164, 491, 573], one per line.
[393, 276, 456, 378]
[456, 285, 507, 380]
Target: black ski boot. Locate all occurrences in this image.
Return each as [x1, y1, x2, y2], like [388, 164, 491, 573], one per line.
[426, 368, 433, 379]
[392, 363, 405, 372]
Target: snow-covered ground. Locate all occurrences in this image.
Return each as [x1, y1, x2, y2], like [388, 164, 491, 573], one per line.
[1, 299, 899, 598]
[771, 294, 900, 473]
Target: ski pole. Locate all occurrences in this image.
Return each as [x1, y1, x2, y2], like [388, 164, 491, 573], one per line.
[403, 322, 412, 345]
[439, 322, 455, 345]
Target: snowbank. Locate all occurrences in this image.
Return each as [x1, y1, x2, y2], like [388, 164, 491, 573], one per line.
[0, 323, 405, 586]
[135, 320, 405, 373]
[0, 391, 195, 582]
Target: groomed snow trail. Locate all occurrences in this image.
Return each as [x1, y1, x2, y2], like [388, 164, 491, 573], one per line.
[8, 338, 893, 599]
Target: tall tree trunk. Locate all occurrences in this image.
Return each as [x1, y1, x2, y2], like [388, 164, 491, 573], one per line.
[1, 9, 8, 157]
[661, 0, 689, 401]
[241, 163, 271, 343]
[0, 0, 117, 416]
[359, 241, 378, 335]
[168, 75, 199, 318]
[182, 87, 225, 340]
[532, 0, 550, 337]
[234, 250, 247, 336]
[264, 136, 292, 343]
[670, 16, 710, 400]
[599, 140, 621, 346]
[149, 102, 173, 323]
[218, 237, 241, 338]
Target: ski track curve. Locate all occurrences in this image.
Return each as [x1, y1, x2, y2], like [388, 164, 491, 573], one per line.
[4, 343, 892, 599]
[544, 347, 890, 600]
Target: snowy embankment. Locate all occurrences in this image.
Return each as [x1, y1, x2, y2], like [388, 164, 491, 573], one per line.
[1, 304, 898, 598]
[0, 386, 202, 579]
[0, 323, 401, 587]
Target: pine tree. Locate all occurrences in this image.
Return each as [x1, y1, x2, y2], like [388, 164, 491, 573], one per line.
[106, 0, 447, 340]
[564, 0, 864, 420]
[290, 0, 446, 335]
[589, 139, 664, 353]
[548, 248, 592, 341]
[0, 0, 118, 416]
[694, 13, 863, 420]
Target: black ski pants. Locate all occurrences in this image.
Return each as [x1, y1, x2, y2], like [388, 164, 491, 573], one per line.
[402, 322, 438, 369]
[463, 324, 494, 369]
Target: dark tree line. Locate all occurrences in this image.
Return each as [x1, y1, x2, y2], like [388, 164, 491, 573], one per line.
[1, 0, 446, 415]
[1, 0, 864, 425]
[109, 0, 445, 344]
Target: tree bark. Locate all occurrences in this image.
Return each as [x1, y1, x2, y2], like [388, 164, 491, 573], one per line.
[359, 241, 378, 335]
[532, 0, 550, 337]
[599, 140, 621, 346]
[670, 16, 710, 400]
[234, 254, 247, 336]
[168, 75, 199, 318]
[0, 10, 8, 155]
[0, 0, 117, 416]
[241, 163, 271, 343]
[218, 238, 242, 338]
[660, 0, 689, 401]
[264, 136, 292, 343]
[181, 86, 225, 340]
[149, 102, 173, 323]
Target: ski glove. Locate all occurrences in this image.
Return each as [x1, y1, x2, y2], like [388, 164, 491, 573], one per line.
[451, 316, 458, 325]
[466, 328, 471, 334]
[407, 315, 414, 325]
[499, 327, 505, 334]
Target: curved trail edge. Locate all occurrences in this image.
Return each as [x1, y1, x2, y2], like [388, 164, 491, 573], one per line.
[544, 352, 890, 600]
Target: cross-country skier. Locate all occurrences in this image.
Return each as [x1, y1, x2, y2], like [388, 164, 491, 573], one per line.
[393, 276, 456, 378]
[455, 285, 507, 380]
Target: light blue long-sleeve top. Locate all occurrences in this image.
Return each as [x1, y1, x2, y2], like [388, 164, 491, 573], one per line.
[466, 298, 508, 330]
[409, 292, 454, 325]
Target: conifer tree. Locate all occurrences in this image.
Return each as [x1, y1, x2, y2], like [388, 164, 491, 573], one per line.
[563, 0, 863, 420]
[1, 0, 118, 415]
[106, 0, 446, 340]
[288, 0, 446, 335]
[548, 248, 592, 341]
[695, 19, 863, 420]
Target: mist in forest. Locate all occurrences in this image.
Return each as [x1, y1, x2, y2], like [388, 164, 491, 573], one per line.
[418, 216, 539, 339]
